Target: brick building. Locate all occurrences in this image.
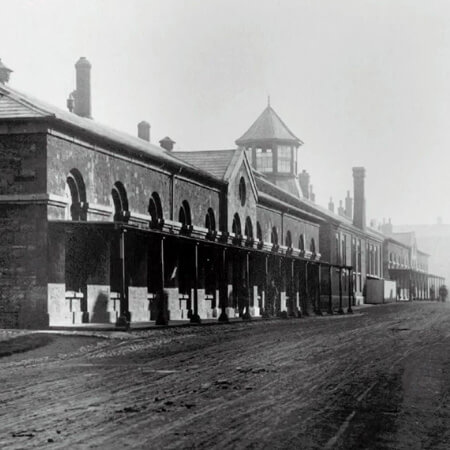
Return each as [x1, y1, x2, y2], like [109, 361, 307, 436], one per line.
[0, 58, 445, 328]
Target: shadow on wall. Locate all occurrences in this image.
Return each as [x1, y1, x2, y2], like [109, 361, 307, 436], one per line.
[91, 292, 110, 323]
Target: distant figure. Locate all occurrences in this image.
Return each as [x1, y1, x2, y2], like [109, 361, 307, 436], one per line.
[439, 285, 448, 302]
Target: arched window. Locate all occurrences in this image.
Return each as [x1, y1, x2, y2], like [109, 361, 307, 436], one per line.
[256, 222, 263, 242]
[245, 217, 253, 239]
[232, 213, 242, 235]
[239, 177, 246, 206]
[66, 169, 87, 221]
[310, 238, 316, 254]
[205, 208, 216, 232]
[299, 234, 305, 251]
[178, 200, 192, 226]
[271, 226, 278, 245]
[285, 230, 292, 248]
[111, 181, 129, 222]
[148, 192, 163, 228]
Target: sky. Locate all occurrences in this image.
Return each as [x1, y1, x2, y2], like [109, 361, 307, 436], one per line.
[1, 0, 450, 225]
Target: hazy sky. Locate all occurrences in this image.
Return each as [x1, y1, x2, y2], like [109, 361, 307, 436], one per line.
[1, 0, 449, 225]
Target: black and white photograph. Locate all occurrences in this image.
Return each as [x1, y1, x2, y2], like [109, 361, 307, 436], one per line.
[1, 0, 450, 448]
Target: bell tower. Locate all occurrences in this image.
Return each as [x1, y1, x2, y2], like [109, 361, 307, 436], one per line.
[235, 99, 304, 197]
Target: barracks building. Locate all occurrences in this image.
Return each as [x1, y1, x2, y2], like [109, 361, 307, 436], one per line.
[0, 58, 445, 328]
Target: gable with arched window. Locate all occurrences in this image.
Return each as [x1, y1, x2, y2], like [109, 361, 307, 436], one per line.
[66, 169, 87, 221]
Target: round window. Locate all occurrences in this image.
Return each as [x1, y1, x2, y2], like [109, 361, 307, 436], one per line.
[239, 177, 246, 206]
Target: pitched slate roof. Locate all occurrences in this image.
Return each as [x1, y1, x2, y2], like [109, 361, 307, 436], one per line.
[173, 149, 237, 180]
[236, 105, 303, 145]
[0, 84, 221, 185]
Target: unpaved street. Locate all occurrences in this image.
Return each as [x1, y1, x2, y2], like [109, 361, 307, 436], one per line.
[1, 303, 450, 449]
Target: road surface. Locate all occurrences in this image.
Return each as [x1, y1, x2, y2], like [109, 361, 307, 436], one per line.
[1, 302, 450, 449]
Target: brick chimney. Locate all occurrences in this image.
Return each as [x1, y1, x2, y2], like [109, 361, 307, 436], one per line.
[352, 167, 366, 230]
[0, 59, 12, 84]
[380, 218, 393, 235]
[309, 184, 315, 202]
[328, 197, 334, 213]
[138, 121, 151, 142]
[338, 200, 345, 217]
[73, 57, 92, 118]
[345, 190, 352, 219]
[159, 136, 175, 151]
[298, 170, 310, 199]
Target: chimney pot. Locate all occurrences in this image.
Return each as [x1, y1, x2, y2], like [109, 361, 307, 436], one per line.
[298, 170, 310, 199]
[159, 136, 176, 152]
[138, 121, 151, 142]
[73, 57, 92, 118]
[345, 190, 353, 219]
[0, 58, 13, 84]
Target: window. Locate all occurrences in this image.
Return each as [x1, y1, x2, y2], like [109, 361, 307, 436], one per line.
[271, 226, 278, 245]
[148, 192, 163, 228]
[256, 222, 263, 242]
[232, 213, 241, 235]
[205, 208, 216, 232]
[245, 217, 253, 238]
[299, 234, 305, 251]
[335, 233, 340, 264]
[285, 230, 292, 248]
[239, 177, 246, 206]
[111, 181, 129, 222]
[178, 200, 192, 226]
[66, 169, 87, 221]
[278, 145, 291, 173]
[310, 238, 316, 254]
[256, 148, 273, 172]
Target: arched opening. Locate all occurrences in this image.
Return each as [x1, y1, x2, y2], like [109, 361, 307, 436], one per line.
[111, 181, 129, 222]
[148, 192, 163, 228]
[232, 213, 242, 235]
[271, 226, 278, 245]
[66, 169, 87, 221]
[245, 217, 253, 239]
[299, 234, 305, 251]
[179, 200, 192, 226]
[205, 208, 216, 232]
[285, 230, 292, 248]
[256, 222, 263, 242]
[310, 238, 316, 254]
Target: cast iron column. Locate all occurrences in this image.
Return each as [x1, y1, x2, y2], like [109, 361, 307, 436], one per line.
[338, 267, 344, 314]
[191, 242, 201, 323]
[316, 264, 322, 315]
[347, 267, 353, 314]
[219, 247, 229, 322]
[327, 265, 333, 315]
[155, 236, 168, 325]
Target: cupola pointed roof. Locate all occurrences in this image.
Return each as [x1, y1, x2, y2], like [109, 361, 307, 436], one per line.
[236, 101, 303, 146]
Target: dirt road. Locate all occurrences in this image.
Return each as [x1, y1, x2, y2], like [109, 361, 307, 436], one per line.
[1, 302, 450, 449]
